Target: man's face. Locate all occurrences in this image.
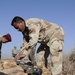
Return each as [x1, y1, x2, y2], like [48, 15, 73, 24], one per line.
[13, 20, 25, 32]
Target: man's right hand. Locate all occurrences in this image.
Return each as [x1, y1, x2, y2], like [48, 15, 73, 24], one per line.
[14, 53, 26, 60]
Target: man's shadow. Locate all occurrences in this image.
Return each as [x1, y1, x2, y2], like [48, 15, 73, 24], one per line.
[0, 72, 8, 75]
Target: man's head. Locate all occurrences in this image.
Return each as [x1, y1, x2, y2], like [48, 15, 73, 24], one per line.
[11, 16, 26, 32]
[2, 33, 12, 43]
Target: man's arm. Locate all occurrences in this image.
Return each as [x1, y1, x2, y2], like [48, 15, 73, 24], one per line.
[15, 24, 40, 60]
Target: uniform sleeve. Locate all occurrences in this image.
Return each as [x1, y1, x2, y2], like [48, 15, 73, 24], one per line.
[19, 23, 41, 56]
[28, 24, 40, 46]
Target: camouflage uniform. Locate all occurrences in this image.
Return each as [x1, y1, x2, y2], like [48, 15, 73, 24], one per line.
[19, 18, 64, 75]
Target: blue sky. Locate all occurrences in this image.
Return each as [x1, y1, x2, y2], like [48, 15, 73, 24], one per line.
[0, 0, 75, 58]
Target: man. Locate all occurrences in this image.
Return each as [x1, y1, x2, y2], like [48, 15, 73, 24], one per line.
[11, 16, 64, 75]
[0, 33, 12, 59]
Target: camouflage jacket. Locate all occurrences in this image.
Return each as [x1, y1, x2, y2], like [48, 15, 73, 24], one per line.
[20, 18, 64, 54]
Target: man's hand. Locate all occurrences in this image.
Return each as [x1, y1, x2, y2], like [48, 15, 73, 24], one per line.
[14, 53, 26, 60]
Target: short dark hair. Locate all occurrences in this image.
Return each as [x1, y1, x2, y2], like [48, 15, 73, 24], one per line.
[11, 16, 25, 26]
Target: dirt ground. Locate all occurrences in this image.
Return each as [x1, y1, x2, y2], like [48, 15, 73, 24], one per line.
[0, 59, 51, 75]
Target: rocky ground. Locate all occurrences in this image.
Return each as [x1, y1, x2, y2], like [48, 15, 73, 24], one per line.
[0, 59, 51, 75]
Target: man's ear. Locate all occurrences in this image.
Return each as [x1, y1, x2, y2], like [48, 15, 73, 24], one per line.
[13, 22, 16, 25]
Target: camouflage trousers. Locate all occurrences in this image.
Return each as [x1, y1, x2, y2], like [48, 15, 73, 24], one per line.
[50, 40, 63, 75]
[35, 40, 63, 75]
[30, 28, 64, 75]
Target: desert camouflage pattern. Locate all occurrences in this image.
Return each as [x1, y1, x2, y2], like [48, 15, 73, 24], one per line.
[19, 18, 65, 75]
